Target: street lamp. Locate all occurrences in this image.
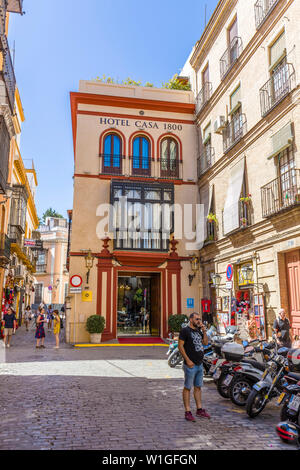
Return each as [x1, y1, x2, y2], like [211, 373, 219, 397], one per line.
[85, 249, 94, 285]
[188, 255, 199, 286]
[211, 273, 221, 288]
[241, 265, 254, 283]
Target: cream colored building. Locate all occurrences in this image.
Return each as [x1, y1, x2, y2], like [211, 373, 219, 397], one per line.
[33, 217, 69, 308]
[68, 81, 200, 343]
[182, 0, 300, 339]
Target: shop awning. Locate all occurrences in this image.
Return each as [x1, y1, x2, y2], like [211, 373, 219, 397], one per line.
[223, 157, 245, 235]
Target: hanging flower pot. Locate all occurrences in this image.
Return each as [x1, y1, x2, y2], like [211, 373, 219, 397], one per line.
[207, 213, 218, 224]
[240, 194, 252, 205]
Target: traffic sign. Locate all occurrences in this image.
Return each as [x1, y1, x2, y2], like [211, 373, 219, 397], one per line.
[70, 275, 83, 288]
[226, 281, 233, 290]
[70, 287, 82, 294]
[226, 265, 234, 281]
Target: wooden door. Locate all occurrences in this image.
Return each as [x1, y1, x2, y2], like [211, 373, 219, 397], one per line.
[286, 250, 300, 338]
[150, 274, 161, 336]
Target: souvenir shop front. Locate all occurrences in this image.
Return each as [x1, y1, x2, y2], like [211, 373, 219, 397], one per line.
[214, 262, 267, 340]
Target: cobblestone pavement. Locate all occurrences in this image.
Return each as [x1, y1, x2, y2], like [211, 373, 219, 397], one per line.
[0, 324, 293, 451]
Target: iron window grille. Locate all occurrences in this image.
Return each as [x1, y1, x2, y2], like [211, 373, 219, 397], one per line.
[110, 180, 174, 252]
[196, 82, 213, 114]
[223, 113, 247, 153]
[254, 0, 279, 29]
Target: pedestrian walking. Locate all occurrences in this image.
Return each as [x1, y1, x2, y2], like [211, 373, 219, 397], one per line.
[273, 308, 293, 349]
[52, 310, 60, 349]
[35, 307, 47, 349]
[24, 306, 31, 332]
[2, 307, 17, 348]
[178, 312, 211, 422]
[47, 305, 53, 330]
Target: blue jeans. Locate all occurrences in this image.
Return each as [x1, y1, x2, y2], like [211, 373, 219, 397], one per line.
[183, 363, 204, 390]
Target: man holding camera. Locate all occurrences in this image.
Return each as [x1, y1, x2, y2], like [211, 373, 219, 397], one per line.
[178, 312, 211, 422]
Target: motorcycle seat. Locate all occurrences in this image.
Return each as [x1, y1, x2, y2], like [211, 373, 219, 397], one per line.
[241, 359, 267, 372]
[287, 372, 300, 381]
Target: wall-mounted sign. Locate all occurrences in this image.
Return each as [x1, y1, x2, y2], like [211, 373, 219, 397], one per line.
[82, 290, 92, 302]
[100, 117, 183, 132]
[70, 287, 82, 294]
[226, 265, 234, 281]
[187, 298, 194, 309]
[70, 275, 83, 288]
[24, 239, 43, 249]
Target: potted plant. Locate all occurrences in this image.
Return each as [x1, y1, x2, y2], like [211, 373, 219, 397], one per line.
[86, 315, 105, 344]
[207, 213, 218, 224]
[240, 217, 248, 227]
[168, 314, 189, 334]
[240, 194, 252, 205]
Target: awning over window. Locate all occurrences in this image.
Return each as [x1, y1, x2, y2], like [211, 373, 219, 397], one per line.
[268, 122, 293, 160]
[223, 157, 245, 235]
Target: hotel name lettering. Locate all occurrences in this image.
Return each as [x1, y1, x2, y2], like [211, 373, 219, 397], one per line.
[100, 117, 183, 131]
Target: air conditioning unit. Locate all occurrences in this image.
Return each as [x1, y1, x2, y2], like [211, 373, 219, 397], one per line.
[214, 116, 226, 134]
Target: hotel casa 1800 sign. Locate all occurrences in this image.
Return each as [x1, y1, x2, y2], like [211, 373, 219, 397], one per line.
[100, 117, 183, 132]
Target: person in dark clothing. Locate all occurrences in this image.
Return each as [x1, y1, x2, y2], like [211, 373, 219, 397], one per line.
[178, 312, 211, 422]
[273, 309, 292, 348]
[2, 307, 17, 348]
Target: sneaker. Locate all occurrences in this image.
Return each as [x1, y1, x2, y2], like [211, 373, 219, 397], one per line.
[185, 411, 196, 422]
[40, 345, 45, 348]
[6, 344, 10, 348]
[196, 408, 211, 419]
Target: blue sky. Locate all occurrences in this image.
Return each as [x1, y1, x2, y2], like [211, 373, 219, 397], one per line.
[8, 0, 219, 219]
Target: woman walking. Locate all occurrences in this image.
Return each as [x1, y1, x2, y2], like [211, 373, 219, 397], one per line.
[47, 305, 53, 330]
[35, 307, 47, 349]
[24, 306, 31, 332]
[53, 310, 61, 349]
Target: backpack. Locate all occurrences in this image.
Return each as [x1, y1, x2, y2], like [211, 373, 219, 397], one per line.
[60, 318, 64, 329]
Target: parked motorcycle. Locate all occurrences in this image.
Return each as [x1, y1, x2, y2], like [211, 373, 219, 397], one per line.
[277, 349, 300, 425]
[227, 340, 280, 407]
[246, 349, 289, 417]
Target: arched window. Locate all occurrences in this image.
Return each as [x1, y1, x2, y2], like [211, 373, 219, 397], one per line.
[132, 136, 151, 176]
[160, 137, 179, 178]
[102, 133, 122, 174]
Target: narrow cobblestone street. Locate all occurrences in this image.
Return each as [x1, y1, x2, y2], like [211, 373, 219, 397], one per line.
[0, 324, 293, 451]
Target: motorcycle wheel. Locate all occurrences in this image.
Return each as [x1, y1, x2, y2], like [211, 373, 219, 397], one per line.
[246, 388, 268, 418]
[168, 351, 181, 368]
[216, 374, 231, 399]
[229, 376, 253, 407]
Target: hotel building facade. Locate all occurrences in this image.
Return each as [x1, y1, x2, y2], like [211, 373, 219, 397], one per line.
[68, 82, 200, 343]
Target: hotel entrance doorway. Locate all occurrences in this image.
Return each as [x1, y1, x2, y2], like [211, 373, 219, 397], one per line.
[117, 273, 161, 336]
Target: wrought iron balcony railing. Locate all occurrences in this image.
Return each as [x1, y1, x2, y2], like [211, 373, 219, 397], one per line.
[159, 158, 181, 179]
[130, 155, 153, 177]
[205, 220, 217, 244]
[220, 37, 243, 81]
[254, 0, 279, 29]
[261, 169, 300, 218]
[223, 113, 247, 153]
[0, 115, 10, 194]
[196, 82, 212, 114]
[260, 63, 296, 117]
[35, 264, 47, 273]
[222, 199, 252, 236]
[8, 224, 23, 246]
[0, 233, 11, 263]
[0, 0, 7, 37]
[99, 154, 125, 175]
[0, 35, 16, 113]
[197, 146, 215, 178]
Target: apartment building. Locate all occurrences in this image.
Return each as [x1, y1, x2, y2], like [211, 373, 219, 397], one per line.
[182, 0, 300, 338]
[33, 217, 69, 308]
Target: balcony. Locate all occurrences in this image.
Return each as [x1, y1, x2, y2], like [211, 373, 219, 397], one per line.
[260, 63, 296, 117]
[0, 35, 16, 114]
[100, 154, 124, 176]
[222, 200, 252, 236]
[0, 115, 10, 193]
[196, 82, 212, 114]
[204, 220, 217, 245]
[8, 224, 23, 246]
[223, 113, 247, 153]
[261, 169, 300, 218]
[197, 146, 215, 178]
[220, 37, 243, 81]
[35, 264, 47, 274]
[99, 154, 182, 180]
[0, 233, 11, 264]
[254, 0, 279, 29]
[6, 0, 23, 14]
[0, 0, 6, 37]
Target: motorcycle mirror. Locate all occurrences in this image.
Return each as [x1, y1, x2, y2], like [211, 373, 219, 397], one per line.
[242, 340, 249, 347]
